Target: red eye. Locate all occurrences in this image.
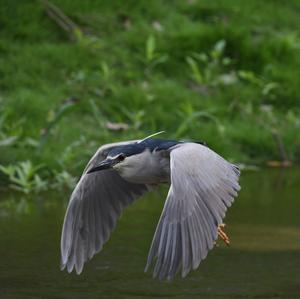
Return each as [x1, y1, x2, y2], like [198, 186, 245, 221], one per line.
[118, 154, 125, 161]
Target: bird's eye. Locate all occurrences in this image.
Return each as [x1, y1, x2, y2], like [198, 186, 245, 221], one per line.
[117, 154, 125, 161]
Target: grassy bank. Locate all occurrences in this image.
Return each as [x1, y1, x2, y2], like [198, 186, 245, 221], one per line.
[0, 0, 299, 192]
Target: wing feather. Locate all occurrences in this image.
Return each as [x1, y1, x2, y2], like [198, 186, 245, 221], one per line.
[145, 142, 240, 279]
[61, 141, 149, 274]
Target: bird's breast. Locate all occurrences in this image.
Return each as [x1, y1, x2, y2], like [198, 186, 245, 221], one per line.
[114, 149, 170, 184]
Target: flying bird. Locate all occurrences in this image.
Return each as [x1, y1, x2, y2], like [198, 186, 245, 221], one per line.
[60, 133, 240, 279]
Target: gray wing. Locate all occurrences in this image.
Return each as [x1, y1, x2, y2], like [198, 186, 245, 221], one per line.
[145, 143, 240, 280]
[61, 140, 149, 274]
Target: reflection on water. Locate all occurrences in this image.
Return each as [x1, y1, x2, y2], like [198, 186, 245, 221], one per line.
[0, 168, 300, 298]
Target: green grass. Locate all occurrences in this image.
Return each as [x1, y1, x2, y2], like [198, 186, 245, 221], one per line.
[0, 0, 300, 190]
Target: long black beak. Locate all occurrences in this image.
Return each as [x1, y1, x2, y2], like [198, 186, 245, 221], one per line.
[87, 159, 113, 174]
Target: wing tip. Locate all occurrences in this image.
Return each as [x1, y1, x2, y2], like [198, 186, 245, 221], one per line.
[60, 262, 66, 272]
[144, 263, 150, 273]
[61, 261, 84, 275]
[181, 268, 190, 278]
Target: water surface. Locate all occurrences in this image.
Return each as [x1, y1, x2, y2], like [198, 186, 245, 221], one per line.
[0, 168, 300, 298]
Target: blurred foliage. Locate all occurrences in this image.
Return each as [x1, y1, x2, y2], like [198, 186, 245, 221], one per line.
[0, 0, 299, 193]
[0, 161, 47, 193]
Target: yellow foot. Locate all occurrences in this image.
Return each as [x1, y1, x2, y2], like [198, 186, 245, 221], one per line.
[217, 223, 230, 246]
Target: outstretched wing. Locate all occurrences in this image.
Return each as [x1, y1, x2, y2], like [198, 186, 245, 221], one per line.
[61, 140, 149, 274]
[145, 143, 240, 279]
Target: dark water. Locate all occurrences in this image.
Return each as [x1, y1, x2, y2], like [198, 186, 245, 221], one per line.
[0, 168, 300, 299]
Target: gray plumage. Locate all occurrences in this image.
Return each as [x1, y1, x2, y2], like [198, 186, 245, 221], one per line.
[61, 137, 240, 279]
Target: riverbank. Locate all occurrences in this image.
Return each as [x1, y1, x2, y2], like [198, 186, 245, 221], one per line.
[0, 0, 299, 192]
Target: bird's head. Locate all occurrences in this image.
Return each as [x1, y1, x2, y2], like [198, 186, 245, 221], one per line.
[87, 143, 144, 174]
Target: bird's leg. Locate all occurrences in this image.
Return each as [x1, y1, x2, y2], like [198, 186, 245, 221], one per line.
[217, 223, 230, 246]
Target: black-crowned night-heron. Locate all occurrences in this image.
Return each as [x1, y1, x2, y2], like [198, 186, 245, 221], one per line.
[61, 133, 240, 279]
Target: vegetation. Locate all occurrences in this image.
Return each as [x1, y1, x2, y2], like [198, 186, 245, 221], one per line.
[0, 0, 299, 193]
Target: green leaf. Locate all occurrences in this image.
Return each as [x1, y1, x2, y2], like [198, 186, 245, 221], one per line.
[186, 56, 203, 84]
[146, 35, 156, 62]
[212, 39, 226, 59]
[0, 136, 18, 147]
